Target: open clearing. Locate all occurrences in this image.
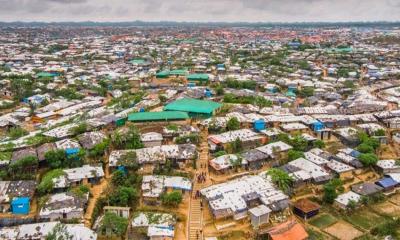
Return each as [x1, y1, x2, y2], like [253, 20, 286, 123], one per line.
[309, 214, 337, 229]
[324, 221, 363, 240]
[343, 209, 386, 230]
[372, 201, 400, 217]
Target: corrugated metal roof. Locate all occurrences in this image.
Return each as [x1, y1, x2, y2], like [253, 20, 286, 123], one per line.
[164, 98, 221, 114]
[128, 111, 189, 122]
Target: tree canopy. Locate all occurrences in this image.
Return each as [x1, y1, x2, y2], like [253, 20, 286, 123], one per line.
[226, 117, 240, 131]
[161, 191, 183, 206]
[267, 168, 293, 193]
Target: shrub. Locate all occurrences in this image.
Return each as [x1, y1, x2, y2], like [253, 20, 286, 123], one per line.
[99, 212, 128, 237]
[161, 191, 183, 207]
[38, 169, 65, 195]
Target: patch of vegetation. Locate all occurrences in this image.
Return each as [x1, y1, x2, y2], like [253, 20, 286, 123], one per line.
[71, 122, 88, 135]
[37, 169, 65, 195]
[7, 126, 28, 139]
[226, 117, 240, 131]
[309, 214, 337, 229]
[344, 210, 387, 230]
[225, 78, 257, 90]
[55, 87, 84, 100]
[70, 185, 90, 198]
[223, 93, 272, 107]
[267, 168, 293, 194]
[370, 218, 400, 239]
[99, 212, 129, 238]
[8, 156, 38, 180]
[88, 138, 110, 158]
[112, 125, 144, 150]
[166, 124, 179, 131]
[161, 191, 183, 207]
[287, 149, 305, 161]
[306, 227, 326, 240]
[24, 134, 55, 146]
[0, 151, 11, 161]
[323, 178, 344, 204]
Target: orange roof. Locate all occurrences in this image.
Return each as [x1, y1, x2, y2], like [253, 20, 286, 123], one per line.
[268, 220, 308, 240]
[294, 198, 320, 213]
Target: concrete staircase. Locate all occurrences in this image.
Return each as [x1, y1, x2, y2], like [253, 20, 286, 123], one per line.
[188, 129, 209, 240]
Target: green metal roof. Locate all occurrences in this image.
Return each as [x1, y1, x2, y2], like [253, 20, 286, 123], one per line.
[169, 69, 188, 76]
[156, 71, 170, 78]
[130, 59, 146, 65]
[187, 74, 209, 81]
[36, 72, 56, 78]
[128, 111, 189, 122]
[164, 98, 222, 114]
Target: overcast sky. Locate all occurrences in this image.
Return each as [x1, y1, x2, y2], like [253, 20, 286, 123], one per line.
[0, 0, 399, 22]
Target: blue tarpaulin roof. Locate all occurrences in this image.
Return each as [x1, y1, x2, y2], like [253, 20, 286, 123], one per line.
[65, 148, 79, 154]
[375, 177, 398, 188]
[12, 197, 30, 205]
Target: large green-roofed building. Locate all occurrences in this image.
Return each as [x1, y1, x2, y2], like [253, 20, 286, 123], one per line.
[156, 71, 170, 78]
[128, 111, 189, 122]
[169, 69, 188, 76]
[187, 74, 209, 82]
[164, 98, 222, 118]
[156, 69, 188, 79]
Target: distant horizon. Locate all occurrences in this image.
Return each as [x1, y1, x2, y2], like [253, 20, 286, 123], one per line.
[1, 20, 400, 24]
[1, 20, 400, 28]
[1, 0, 399, 23]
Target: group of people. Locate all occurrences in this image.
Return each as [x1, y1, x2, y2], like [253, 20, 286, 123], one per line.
[197, 172, 207, 183]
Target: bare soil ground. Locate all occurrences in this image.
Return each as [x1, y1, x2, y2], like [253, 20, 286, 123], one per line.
[389, 193, 400, 205]
[372, 201, 400, 217]
[324, 221, 363, 240]
[84, 179, 109, 227]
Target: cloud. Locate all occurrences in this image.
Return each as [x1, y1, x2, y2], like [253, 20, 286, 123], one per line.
[0, 0, 399, 22]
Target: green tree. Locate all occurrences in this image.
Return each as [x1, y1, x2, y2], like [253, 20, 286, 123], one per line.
[161, 191, 183, 206]
[227, 138, 243, 153]
[88, 139, 110, 158]
[267, 168, 293, 193]
[37, 169, 65, 195]
[226, 117, 240, 131]
[99, 212, 128, 237]
[374, 129, 385, 136]
[109, 186, 138, 207]
[358, 153, 378, 167]
[347, 199, 357, 211]
[215, 85, 224, 95]
[117, 151, 139, 170]
[45, 150, 67, 169]
[323, 178, 343, 204]
[254, 96, 273, 108]
[125, 125, 144, 149]
[214, 151, 227, 157]
[290, 135, 308, 152]
[111, 170, 127, 186]
[71, 122, 87, 135]
[357, 143, 374, 154]
[313, 140, 325, 149]
[287, 149, 305, 161]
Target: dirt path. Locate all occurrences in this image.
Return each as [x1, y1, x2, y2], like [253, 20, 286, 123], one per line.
[84, 152, 111, 227]
[83, 178, 109, 227]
